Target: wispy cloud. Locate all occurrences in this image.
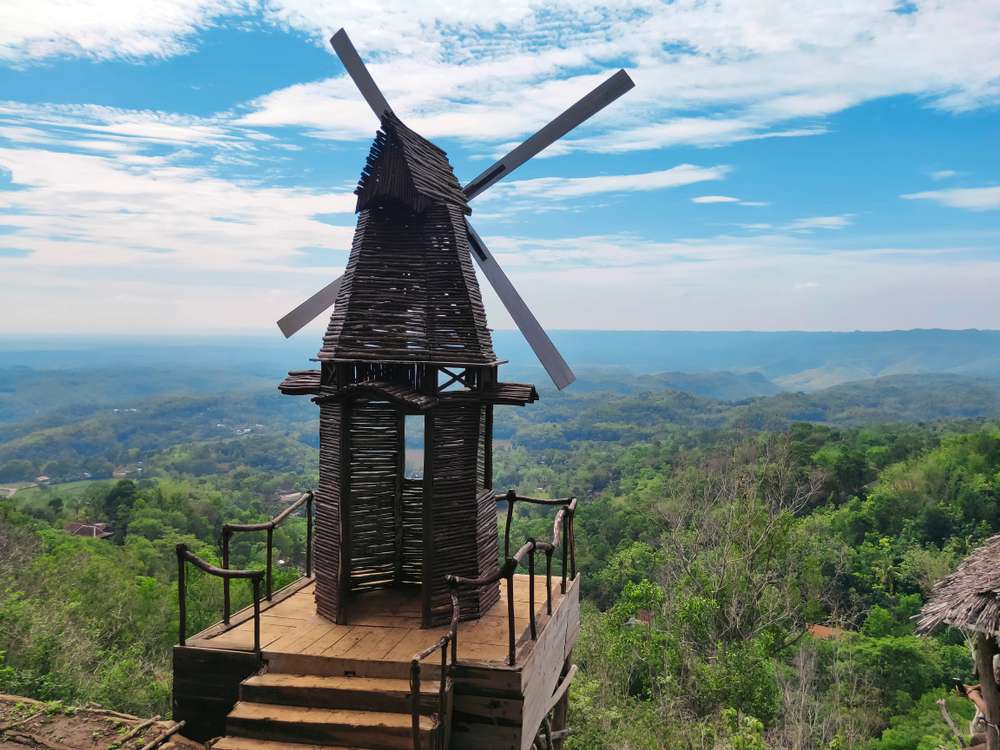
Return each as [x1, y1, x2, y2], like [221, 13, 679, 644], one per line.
[5, 2, 999, 156]
[492, 164, 729, 201]
[0, 146, 356, 274]
[902, 186, 1000, 211]
[930, 169, 958, 180]
[692, 195, 768, 207]
[0, 0, 254, 63]
[786, 214, 854, 231]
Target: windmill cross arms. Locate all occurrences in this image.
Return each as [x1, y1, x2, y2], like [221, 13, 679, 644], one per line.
[329, 28, 634, 205]
[276, 29, 633, 389]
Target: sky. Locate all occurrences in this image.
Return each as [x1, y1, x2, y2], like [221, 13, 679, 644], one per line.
[0, 0, 999, 338]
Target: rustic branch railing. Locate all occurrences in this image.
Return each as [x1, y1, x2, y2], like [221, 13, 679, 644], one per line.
[501, 491, 577, 596]
[221, 491, 314, 624]
[175, 543, 264, 654]
[408, 589, 459, 750]
[407, 492, 576, 750]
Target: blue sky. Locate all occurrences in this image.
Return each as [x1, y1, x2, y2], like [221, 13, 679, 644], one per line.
[0, 0, 998, 336]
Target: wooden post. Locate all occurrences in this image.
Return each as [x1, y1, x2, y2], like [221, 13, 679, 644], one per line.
[222, 528, 231, 624]
[265, 526, 274, 600]
[176, 545, 187, 646]
[975, 632, 1000, 750]
[551, 658, 572, 750]
[305, 492, 313, 578]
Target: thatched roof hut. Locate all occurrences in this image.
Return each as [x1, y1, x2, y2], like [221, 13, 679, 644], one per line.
[918, 533, 1000, 636]
[919, 533, 1000, 750]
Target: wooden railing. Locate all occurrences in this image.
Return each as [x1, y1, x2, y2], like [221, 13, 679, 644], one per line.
[175, 491, 314, 655]
[175, 544, 264, 654]
[408, 492, 577, 750]
[221, 491, 314, 624]
[408, 589, 459, 750]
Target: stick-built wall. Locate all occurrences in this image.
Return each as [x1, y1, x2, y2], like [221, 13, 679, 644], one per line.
[314, 389, 499, 627]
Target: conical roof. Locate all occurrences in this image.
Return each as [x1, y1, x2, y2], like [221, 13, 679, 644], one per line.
[318, 115, 496, 366]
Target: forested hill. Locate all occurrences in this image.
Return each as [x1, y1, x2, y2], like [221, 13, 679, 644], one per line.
[4, 328, 1000, 392]
[2, 368, 1000, 484]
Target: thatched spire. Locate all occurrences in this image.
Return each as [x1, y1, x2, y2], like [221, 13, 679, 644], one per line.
[918, 534, 1000, 636]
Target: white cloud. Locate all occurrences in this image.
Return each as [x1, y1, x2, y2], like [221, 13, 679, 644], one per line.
[902, 186, 1000, 211]
[786, 214, 854, 231]
[692, 195, 768, 206]
[0, 0, 253, 62]
[470, 232, 1000, 331]
[491, 164, 729, 201]
[3, 2, 999, 154]
[693, 195, 740, 204]
[239, 0, 1000, 153]
[0, 146, 356, 276]
[930, 169, 958, 180]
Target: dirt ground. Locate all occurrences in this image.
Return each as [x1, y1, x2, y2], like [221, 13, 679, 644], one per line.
[0, 695, 201, 750]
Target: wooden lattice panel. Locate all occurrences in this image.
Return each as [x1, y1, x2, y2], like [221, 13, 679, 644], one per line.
[319, 203, 496, 365]
[315, 401, 344, 622]
[427, 401, 499, 625]
[347, 399, 401, 593]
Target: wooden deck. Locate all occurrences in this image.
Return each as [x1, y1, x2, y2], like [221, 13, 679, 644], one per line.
[187, 574, 564, 667]
[175, 574, 580, 747]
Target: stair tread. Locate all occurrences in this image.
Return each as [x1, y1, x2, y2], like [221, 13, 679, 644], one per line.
[244, 673, 439, 695]
[229, 702, 436, 732]
[214, 739, 368, 750]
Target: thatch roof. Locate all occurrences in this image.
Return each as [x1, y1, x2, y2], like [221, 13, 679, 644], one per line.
[918, 533, 1000, 636]
[355, 111, 470, 215]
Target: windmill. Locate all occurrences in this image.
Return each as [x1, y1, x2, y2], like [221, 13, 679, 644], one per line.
[172, 31, 635, 750]
[278, 28, 634, 391]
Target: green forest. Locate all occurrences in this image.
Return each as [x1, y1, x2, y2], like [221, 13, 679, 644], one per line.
[3, 367, 1000, 748]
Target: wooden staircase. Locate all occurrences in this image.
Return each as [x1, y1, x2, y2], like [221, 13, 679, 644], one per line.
[211, 665, 447, 750]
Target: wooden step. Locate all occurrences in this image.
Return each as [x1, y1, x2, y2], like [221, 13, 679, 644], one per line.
[265, 653, 428, 681]
[213, 739, 365, 750]
[226, 701, 436, 750]
[241, 673, 441, 715]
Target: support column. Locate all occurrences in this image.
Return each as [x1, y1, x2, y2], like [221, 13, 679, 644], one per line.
[551, 657, 572, 750]
[975, 632, 1000, 750]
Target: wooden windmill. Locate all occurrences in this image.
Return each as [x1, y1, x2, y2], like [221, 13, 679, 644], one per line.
[278, 30, 633, 629]
[171, 29, 633, 750]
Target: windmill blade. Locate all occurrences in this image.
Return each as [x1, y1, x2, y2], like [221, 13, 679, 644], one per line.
[463, 69, 635, 200]
[277, 277, 343, 338]
[465, 219, 575, 390]
[276, 29, 387, 339]
[330, 29, 392, 119]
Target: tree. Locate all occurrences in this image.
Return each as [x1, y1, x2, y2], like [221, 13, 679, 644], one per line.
[0, 459, 36, 482]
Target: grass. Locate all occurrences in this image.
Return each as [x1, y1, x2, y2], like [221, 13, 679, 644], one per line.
[13, 479, 105, 513]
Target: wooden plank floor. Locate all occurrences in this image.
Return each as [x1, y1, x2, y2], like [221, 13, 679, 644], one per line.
[187, 574, 564, 666]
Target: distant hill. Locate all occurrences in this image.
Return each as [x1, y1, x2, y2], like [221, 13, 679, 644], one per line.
[0, 365, 275, 426]
[549, 368, 783, 400]
[4, 329, 1000, 393]
[1, 371, 999, 481]
[496, 329, 1000, 390]
[730, 374, 1000, 429]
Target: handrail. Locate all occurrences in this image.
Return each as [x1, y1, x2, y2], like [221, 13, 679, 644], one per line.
[408, 589, 459, 750]
[222, 491, 314, 623]
[502, 491, 577, 593]
[175, 543, 264, 654]
[457, 493, 576, 665]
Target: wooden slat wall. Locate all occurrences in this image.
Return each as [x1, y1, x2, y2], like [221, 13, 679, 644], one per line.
[318, 203, 496, 365]
[315, 401, 344, 623]
[427, 401, 498, 625]
[347, 398, 401, 593]
[475, 486, 502, 614]
[400, 479, 424, 585]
